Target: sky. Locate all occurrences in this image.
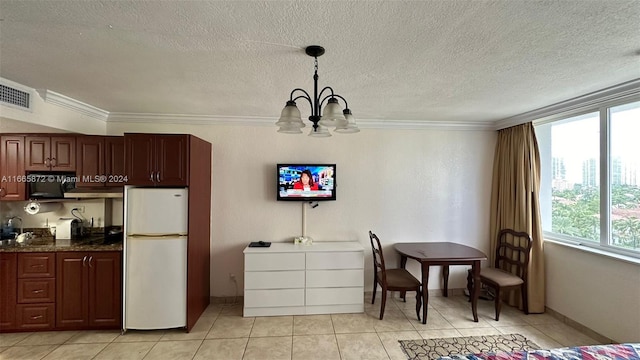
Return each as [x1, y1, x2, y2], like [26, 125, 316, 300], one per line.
[552, 101, 639, 184]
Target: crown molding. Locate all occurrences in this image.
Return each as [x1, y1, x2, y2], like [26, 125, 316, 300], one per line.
[107, 112, 495, 130]
[495, 78, 640, 130]
[357, 119, 495, 131]
[107, 113, 275, 126]
[36, 89, 110, 121]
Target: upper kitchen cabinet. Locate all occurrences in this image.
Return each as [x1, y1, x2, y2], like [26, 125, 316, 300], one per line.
[125, 134, 188, 186]
[0, 136, 26, 201]
[25, 136, 76, 171]
[76, 136, 125, 187]
[105, 137, 125, 186]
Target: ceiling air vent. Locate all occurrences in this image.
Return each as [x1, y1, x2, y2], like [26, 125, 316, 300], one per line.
[0, 82, 32, 111]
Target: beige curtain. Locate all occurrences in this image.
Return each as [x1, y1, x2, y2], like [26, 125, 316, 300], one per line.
[489, 122, 545, 313]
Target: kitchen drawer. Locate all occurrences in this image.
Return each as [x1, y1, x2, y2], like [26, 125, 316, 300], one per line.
[245, 253, 305, 271]
[306, 251, 363, 270]
[16, 303, 55, 330]
[245, 271, 304, 290]
[17, 279, 56, 303]
[18, 253, 55, 278]
[306, 269, 363, 288]
[306, 287, 363, 306]
[244, 289, 304, 308]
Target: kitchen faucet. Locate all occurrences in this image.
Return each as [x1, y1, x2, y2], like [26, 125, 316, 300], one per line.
[8, 216, 23, 235]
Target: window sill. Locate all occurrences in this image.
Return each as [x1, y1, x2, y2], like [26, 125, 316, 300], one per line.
[544, 237, 640, 266]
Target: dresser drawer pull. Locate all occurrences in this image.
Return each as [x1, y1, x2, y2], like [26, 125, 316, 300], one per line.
[30, 264, 44, 268]
[32, 289, 44, 294]
[30, 315, 43, 320]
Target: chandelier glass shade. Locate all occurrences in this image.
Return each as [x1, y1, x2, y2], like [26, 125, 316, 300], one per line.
[276, 45, 359, 137]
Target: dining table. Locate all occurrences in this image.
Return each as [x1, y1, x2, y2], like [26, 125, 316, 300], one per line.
[394, 242, 487, 324]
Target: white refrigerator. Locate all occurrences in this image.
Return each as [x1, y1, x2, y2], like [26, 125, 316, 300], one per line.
[123, 187, 188, 330]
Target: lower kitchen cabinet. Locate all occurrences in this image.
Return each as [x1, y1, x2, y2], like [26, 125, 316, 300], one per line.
[56, 252, 122, 329]
[0, 253, 17, 330]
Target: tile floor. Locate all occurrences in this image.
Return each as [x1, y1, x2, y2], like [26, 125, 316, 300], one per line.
[0, 294, 603, 360]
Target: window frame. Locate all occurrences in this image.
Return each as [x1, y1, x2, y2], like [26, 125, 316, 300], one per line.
[534, 93, 640, 259]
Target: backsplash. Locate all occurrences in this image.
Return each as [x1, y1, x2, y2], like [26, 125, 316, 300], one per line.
[1, 198, 123, 230]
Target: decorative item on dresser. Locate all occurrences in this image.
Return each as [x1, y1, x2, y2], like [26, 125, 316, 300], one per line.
[243, 241, 364, 317]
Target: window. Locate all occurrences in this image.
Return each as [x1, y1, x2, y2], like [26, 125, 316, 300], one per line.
[536, 100, 640, 256]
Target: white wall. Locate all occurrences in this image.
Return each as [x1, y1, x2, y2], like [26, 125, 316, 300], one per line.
[107, 122, 496, 298]
[545, 241, 640, 343]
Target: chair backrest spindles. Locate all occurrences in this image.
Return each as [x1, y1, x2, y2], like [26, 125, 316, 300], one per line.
[369, 231, 387, 284]
[494, 229, 533, 281]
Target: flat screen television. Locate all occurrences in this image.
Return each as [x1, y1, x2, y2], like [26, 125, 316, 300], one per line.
[277, 164, 336, 201]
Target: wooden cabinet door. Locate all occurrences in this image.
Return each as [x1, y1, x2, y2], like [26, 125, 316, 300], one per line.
[51, 136, 76, 171]
[156, 135, 189, 186]
[125, 134, 155, 186]
[24, 136, 51, 171]
[56, 253, 89, 328]
[88, 252, 121, 328]
[0, 253, 17, 330]
[105, 137, 125, 186]
[0, 136, 26, 201]
[76, 136, 104, 187]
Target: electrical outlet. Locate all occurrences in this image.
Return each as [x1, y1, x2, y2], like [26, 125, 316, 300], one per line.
[75, 206, 85, 213]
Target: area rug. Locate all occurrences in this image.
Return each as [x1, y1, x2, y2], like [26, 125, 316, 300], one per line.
[399, 334, 539, 360]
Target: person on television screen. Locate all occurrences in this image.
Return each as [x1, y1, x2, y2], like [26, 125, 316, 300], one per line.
[293, 169, 319, 191]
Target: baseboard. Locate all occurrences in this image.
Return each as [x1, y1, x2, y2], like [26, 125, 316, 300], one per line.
[544, 307, 615, 344]
[364, 288, 465, 298]
[211, 296, 243, 305]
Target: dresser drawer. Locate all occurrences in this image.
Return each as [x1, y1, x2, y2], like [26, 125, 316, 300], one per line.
[245, 253, 305, 271]
[306, 287, 363, 306]
[16, 304, 55, 330]
[306, 251, 363, 270]
[17, 279, 56, 303]
[18, 253, 55, 278]
[306, 269, 363, 288]
[245, 271, 304, 290]
[244, 289, 304, 308]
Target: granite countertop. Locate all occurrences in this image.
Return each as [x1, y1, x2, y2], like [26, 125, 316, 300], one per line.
[0, 228, 122, 252]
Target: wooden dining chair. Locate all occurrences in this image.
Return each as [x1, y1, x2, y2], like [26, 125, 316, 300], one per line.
[467, 229, 533, 320]
[369, 231, 422, 321]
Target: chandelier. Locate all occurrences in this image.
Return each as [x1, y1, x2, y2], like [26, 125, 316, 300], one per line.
[276, 45, 359, 137]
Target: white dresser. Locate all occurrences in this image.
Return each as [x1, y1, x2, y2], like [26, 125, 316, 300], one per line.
[243, 241, 364, 317]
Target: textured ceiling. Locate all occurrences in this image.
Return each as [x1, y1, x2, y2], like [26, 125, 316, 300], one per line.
[0, 1, 638, 125]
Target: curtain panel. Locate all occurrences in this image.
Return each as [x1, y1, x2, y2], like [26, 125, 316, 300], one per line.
[489, 122, 545, 313]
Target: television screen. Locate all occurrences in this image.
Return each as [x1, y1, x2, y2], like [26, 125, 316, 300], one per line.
[277, 164, 336, 201]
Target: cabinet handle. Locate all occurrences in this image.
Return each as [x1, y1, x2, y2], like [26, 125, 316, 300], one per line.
[45, 157, 50, 167]
[32, 289, 44, 294]
[30, 315, 43, 320]
[82, 255, 87, 267]
[150, 172, 154, 182]
[0, 187, 5, 197]
[51, 158, 57, 167]
[155, 172, 160, 183]
[88, 256, 93, 267]
[30, 264, 44, 268]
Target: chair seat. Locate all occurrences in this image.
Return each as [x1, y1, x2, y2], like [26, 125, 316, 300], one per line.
[380, 269, 421, 288]
[480, 267, 524, 287]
